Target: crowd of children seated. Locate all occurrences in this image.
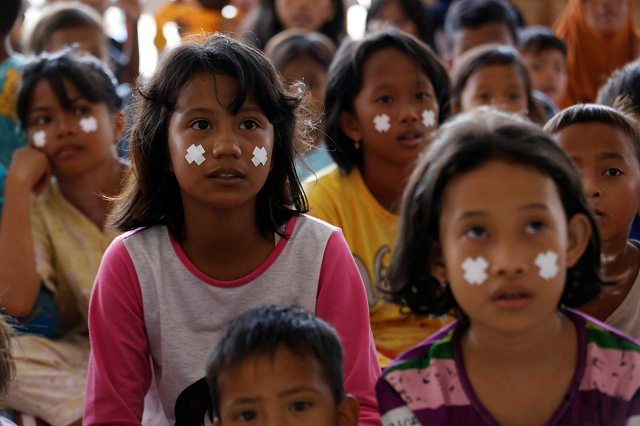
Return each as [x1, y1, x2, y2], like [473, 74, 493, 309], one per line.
[1, 0, 640, 424]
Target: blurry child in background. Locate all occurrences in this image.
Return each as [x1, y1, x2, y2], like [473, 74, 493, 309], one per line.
[0, 316, 16, 426]
[241, 0, 345, 50]
[546, 104, 640, 340]
[366, 0, 435, 51]
[265, 29, 336, 180]
[451, 44, 545, 124]
[305, 29, 451, 368]
[518, 26, 567, 110]
[207, 304, 359, 426]
[0, 0, 26, 214]
[0, 50, 125, 425]
[154, 0, 243, 52]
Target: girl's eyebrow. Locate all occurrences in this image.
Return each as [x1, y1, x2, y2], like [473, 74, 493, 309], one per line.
[597, 152, 625, 161]
[519, 203, 549, 212]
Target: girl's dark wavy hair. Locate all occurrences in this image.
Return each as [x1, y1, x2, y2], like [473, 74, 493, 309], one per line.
[384, 109, 605, 318]
[243, 0, 345, 50]
[366, 0, 436, 50]
[325, 29, 451, 174]
[110, 34, 311, 240]
[16, 48, 121, 130]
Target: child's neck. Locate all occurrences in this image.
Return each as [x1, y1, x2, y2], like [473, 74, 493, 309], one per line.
[0, 38, 12, 63]
[360, 157, 412, 215]
[57, 156, 125, 230]
[600, 230, 640, 281]
[180, 199, 276, 281]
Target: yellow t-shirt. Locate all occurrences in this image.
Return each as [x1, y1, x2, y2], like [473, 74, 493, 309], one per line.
[31, 180, 121, 326]
[305, 165, 449, 367]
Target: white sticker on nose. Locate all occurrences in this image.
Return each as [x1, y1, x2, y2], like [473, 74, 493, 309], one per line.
[422, 109, 436, 127]
[374, 114, 391, 133]
[33, 130, 47, 148]
[462, 256, 489, 285]
[79, 116, 98, 133]
[535, 251, 559, 280]
[185, 144, 206, 165]
[252, 146, 267, 167]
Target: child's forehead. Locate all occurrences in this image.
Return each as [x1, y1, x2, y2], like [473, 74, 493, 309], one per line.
[30, 77, 86, 108]
[175, 73, 263, 113]
[361, 48, 432, 86]
[556, 122, 638, 159]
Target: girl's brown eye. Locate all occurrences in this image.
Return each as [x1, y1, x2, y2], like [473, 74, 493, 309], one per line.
[191, 120, 211, 130]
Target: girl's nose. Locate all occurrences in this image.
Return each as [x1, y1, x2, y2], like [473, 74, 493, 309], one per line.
[399, 102, 420, 123]
[211, 131, 242, 159]
[583, 176, 603, 198]
[490, 243, 528, 277]
[56, 115, 76, 138]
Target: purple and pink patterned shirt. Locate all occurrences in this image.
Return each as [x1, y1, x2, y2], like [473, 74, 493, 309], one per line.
[376, 309, 640, 425]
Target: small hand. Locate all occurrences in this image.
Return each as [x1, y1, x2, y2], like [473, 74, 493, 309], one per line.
[7, 147, 53, 195]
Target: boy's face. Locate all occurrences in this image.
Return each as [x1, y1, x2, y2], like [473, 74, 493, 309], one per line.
[215, 346, 359, 426]
[522, 49, 567, 107]
[554, 122, 640, 242]
[450, 22, 515, 62]
[46, 26, 110, 65]
[583, 0, 628, 37]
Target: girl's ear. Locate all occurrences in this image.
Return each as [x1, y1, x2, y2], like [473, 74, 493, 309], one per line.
[566, 213, 592, 268]
[338, 111, 363, 146]
[337, 395, 360, 426]
[429, 242, 448, 284]
[113, 111, 126, 144]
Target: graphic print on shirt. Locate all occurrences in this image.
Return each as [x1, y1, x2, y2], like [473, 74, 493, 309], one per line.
[354, 245, 392, 308]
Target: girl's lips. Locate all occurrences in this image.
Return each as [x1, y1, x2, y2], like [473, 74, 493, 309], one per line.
[206, 167, 245, 185]
[593, 208, 607, 219]
[397, 130, 424, 147]
[54, 145, 83, 159]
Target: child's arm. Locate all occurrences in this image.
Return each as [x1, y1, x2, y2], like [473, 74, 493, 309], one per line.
[375, 376, 421, 426]
[0, 147, 51, 317]
[84, 236, 151, 425]
[315, 230, 381, 426]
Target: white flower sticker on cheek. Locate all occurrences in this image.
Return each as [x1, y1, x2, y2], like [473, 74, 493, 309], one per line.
[33, 130, 47, 148]
[422, 109, 436, 128]
[185, 144, 206, 165]
[373, 114, 391, 133]
[252, 146, 267, 167]
[535, 250, 559, 280]
[79, 116, 98, 133]
[462, 256, 489, 285]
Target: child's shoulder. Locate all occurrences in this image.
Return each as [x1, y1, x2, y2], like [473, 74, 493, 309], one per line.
[303, 164, 354, 195]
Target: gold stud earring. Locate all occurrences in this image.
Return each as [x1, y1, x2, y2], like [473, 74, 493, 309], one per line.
[354, 140, 361, 150]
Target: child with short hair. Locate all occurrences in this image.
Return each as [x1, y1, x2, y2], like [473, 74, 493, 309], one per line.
[518, 26, 567, 109]
[0, 49, 126, 425]
[451, 43, 545, 123]
[545, 104, 640, 340]
[376, 108, 640, 425]
[366, 0, 435, 51]
[207, 304, 360, 426]
[265, 29, 336, 180]
[242, 0, 345, 49]
[0, 0, 26, 214]
[83, 34, 379, 425]
[305, 29, 451, 367]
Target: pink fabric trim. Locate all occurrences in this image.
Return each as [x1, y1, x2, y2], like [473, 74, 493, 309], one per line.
[168, 216, 297, 288]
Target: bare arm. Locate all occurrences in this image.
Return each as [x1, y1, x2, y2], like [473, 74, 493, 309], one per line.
[0, 147, 51, 317]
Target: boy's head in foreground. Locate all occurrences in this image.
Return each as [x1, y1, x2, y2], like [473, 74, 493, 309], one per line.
[206, 304, 359, 426]
[518, 26, 567, 107]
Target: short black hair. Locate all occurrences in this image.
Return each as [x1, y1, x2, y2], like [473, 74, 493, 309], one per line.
[206, 304, 345, 417]
[444, 0, 519, 52]
[544, 103, 640, 164]
[111, 34, 311, 240]
[17, 49, 121, 130]
[325, 29, 450, 173]
[518, 25, 567, 57]
[597, 60, 640, 116]
[1, 0, 21, 37]
[385, 109, 605, 317]
[265, 29, 337, 72]
[366, 0, 436, 50]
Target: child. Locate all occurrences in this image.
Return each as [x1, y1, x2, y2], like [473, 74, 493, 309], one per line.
[366, 0, 435, 51]
[207, 304, 360, 425]
[154, 0, 243, 52]
[544, 104, 640, 340]
[265, 29, 336, 180]
[451, 43, 545, 123]
[0, 49, 125, 424]
[376, 108, 640, 425]
[241, 0, 345, 50]
[0, 0, 26, 214]
[0, 316, 16, 426]
[518, 26, 567, 110]
[305, 29, 451, 368]
[83, 34, 380, 425]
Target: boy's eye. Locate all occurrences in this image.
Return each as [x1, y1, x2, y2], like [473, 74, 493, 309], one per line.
[603, 168, 623, 177]
[378, 95, 392, 104]
[34, 116, 51, 126]
[465, 226, 487, 239]
[239, 119, 259, 130]
[290, 401, 311, 412]
[524, 221, 545, 234]
[191, 120, 211, 130]
[416, 92, 431, 100]
[74, 106, 90, 115]
[236, 410, 257, 421]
